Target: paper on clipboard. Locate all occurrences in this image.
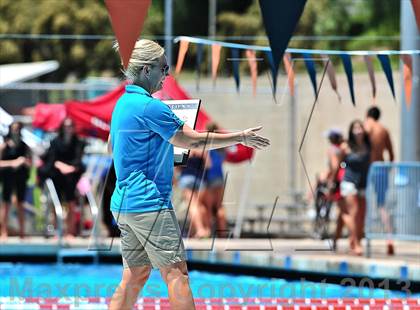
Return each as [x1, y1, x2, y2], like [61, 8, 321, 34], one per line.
[163, 99, 201, 165]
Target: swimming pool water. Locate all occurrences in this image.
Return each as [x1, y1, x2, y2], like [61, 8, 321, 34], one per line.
[0, 263, 417, 299]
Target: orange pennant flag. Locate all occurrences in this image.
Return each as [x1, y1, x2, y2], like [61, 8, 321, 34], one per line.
[282, 53, 294, 96]
[401, 54, 413, 109]
[211, 44, 222, 85]
[323, 56, 341, 102]
[246, 50, 258, 97]
[364, 55, 377, 103]
[175, 40, 189, 75]
[411, 0, 420, 31]
[105, 0, 151, 69]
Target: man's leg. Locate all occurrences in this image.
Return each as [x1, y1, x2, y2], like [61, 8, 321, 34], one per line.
[160, 261, 195, 310]
[109, 265, 152, 310]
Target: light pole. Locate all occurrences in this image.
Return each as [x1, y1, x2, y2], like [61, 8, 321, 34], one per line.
[208, 0, 217, 75]
[164, 0, 173, 66]
[401, 0, 420, 161]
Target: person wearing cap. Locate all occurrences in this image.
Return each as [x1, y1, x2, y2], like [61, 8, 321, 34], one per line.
[108, 39, 270, 310]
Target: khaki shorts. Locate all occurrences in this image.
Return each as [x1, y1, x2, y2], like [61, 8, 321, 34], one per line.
[112, 209, 186, 269]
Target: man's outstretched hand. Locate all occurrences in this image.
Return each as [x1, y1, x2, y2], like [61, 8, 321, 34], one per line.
[241, 126, 270, 150]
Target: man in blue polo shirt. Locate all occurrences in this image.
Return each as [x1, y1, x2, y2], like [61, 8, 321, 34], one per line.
[109, 40, 270, 310]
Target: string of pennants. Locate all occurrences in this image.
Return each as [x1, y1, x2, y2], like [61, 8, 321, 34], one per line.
[174, 36, 420, 108]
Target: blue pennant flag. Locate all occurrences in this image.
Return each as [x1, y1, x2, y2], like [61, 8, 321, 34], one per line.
[303, 53, 317, 96]
[265, 51, 277, 94]
[259, 0, 307, 96]
[231, 48, 240, 92]
[377, 54, 396, 100]
[340, 54, 356, 105]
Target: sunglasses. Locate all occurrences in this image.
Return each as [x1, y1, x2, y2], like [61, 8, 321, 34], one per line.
[159, 64, 170, 75]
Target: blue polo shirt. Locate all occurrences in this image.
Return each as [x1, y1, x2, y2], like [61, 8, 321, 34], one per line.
[110, 84, 184, 213]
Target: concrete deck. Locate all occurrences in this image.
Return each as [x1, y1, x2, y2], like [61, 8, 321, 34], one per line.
[0, 237, 419, 283]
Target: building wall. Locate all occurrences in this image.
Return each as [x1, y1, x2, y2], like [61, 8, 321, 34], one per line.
[181, 72, 402, 220]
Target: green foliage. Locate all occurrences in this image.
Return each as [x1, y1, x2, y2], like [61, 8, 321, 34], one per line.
[0, 0, 401, 80]
[0, 0, 163, 80]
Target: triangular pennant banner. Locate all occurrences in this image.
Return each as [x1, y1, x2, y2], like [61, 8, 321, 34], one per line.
[323, 56, 341, 102]
[212, 44, 222, 86]
[246, 50, 258, 97]
[377, 54, 396, 100]
[283, 53, 295, 97]
[363, 55, 377, 103]
[401, 54, 413, 109]
[340, 54, 356, 105]
[175, 40, 189, 75]
[303, 53, 317, 96]
[196, 43, 203, 91]
[105, 0, 151, 69]
[265, 51, 278, 95]
[411, 0, 420, 31]
[259, 0, 307, 95]
[231, 48, 241, 92]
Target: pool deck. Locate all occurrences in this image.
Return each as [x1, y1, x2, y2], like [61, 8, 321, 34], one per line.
[0, 237, 419, 285]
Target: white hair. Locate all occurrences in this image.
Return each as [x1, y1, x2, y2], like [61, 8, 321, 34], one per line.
[113, 39, 165, 81]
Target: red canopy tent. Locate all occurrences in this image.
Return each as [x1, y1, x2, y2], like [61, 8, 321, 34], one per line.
[30, 75, 253, 163]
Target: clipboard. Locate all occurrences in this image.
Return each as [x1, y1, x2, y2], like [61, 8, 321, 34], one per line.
[163, 99, 201, 166]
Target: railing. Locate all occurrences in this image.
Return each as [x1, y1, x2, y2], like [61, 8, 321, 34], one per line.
[43, 178, 64, 246]
[365, 162, 420, 256]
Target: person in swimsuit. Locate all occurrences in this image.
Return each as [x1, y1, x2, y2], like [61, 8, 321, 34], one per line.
[339, 120, 371, 256]
[364, 106, 395, 255]
[178, 149, 210, 238]
[0, 122, 31, 239]
[202, 122, 227, 237]
[37, 118, 85, 238]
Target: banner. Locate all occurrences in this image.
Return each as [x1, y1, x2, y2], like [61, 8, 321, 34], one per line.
[340, 54, 356, 105]
[174, 36, 420, 103]
[377, 54, 396, 100]
[259, 0, 307, 94]
[401, 54, 413, 108]
[265, 51, 277, 94]
[324, 56, 341, 102]
[175, 40, 189, 75]
[411, 0, 420, 31]
[283, 53, 295, 97]
[231, 48, 241, 92]
[364, 55, 377, 103]
[212, 44, 222, 86]
[105, 0, 151, 69]
[246, 50, 258, 97]
[303, 53, 317, 96]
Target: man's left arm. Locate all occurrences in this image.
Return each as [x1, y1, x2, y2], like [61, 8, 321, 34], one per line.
[385, 131, 394, 162]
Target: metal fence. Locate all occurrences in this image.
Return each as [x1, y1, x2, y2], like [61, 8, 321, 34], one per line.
[365, 162, 420, 245]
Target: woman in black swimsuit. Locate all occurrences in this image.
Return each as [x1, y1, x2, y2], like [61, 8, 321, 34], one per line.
[0, 122, 31, 239]
[339, 120, 371, 255]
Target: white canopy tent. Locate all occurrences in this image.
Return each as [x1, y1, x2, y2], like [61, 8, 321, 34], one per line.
[0, 60, 59, 87]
